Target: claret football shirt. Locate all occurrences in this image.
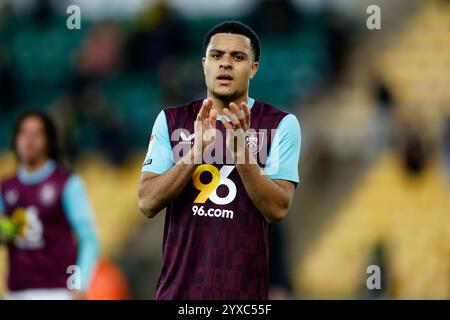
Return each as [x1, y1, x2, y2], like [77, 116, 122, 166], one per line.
[142, 97, 301, 300]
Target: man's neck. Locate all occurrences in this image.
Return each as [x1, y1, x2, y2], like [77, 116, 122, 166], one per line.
[208, 93, 249, 115]
[22, 157, 50, 173]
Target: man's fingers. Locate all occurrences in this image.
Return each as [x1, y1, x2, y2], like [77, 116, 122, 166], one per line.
[206, 98, 213, 109]
[240, 102, 251, 129]
[205, 98, 213, 115]
[202, 98, 214, 126]
[200, 98, 213, 118]
[209, 109, 217, 129]
[241, 102, 250, 120]
[220, 116, 233, 129]
[197, 99, 208, 120]
[229, 102, 245, 129]
[234, 102, 248, 129]
[229, 102, 243, 120]
[223, 108, 241, 128]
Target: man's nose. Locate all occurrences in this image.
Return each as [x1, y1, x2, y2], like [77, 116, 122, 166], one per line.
[220, 55, 232, 69]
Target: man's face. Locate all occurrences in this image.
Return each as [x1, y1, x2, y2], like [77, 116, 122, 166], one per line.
[202, 33, 259, 100]
[15, 116, 48, 165]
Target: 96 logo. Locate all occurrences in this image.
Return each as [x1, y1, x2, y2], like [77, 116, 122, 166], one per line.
[191, 165, 236, 219]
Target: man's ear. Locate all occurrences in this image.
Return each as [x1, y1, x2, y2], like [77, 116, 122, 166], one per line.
[250, 62, 259, 79]
[202, 57, 206, 75]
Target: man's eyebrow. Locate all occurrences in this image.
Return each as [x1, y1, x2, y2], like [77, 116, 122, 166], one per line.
[209, 49, 225, 54]
[208, 49, 248, 56]
[230, 51, 248, 56]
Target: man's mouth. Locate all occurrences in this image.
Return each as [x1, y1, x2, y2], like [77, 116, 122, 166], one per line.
[216, 74, 233, 85]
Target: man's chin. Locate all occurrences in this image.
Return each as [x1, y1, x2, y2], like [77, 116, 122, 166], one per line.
[212, 89, 238, 101]
[21, 157, 40, 166]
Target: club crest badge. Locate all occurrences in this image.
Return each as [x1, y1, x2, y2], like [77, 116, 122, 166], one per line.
[245, 132, 264, 154]
[40, 184, 57, 206]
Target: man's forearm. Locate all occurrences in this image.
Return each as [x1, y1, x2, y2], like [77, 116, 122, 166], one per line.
[235, 146, 292, 223]
[139, 149, 198, 218]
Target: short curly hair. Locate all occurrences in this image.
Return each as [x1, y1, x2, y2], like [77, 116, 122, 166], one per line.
[204, 21, 261, 62]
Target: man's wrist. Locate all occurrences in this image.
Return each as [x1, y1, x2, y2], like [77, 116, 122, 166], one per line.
[234, 144, 257, 165]
[178, 148, 200, 166]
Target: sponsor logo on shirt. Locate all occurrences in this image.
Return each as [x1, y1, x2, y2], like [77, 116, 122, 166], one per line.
[180, 132, 195, 145]
[12, 206, 45, 249]
[191, 164, 237, 219]
[5, 189, 19, 206]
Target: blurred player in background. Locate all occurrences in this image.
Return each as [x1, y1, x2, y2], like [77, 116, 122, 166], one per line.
[0, 111, 100, 300]
[139, 21, 301, 299]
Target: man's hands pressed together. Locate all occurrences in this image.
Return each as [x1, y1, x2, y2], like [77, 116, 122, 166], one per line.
[187, 98, 217, 164]
[220, 101, 255, 164]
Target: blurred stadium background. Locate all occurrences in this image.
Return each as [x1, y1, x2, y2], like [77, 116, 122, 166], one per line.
[0, 0, 449, 299]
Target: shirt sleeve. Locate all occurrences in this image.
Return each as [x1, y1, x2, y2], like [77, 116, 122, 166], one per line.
[264, 114, 301, 186]
[62, 174, 100, 291]
[141, 110, 174, 174]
